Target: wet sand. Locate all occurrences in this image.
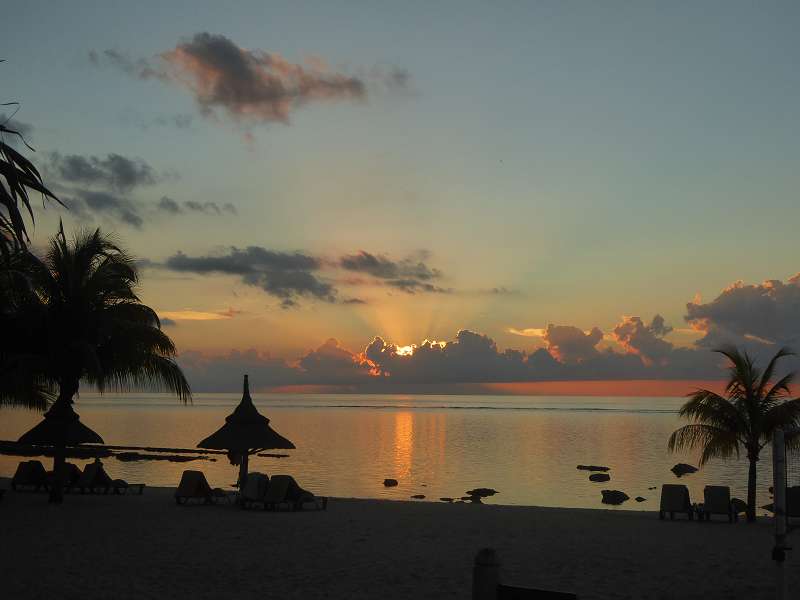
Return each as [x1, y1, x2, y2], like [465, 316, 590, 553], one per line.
[1, 482, 794, 599]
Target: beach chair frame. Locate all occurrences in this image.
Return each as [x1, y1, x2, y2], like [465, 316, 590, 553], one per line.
[658, 484, 694, 520]
[702, 486, 735, 523]
[11, 460, 50, 492]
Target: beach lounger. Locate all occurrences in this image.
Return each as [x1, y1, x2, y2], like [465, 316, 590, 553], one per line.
[76, 462, 115, 494]
[702, 486, 735, 522]
[47, 462, 83, 493]
[272, 474, 328, 511]
[175, 470, 229, 505]
[261, 474, 294, 511]
[659, 484, 693, 520]
[11, 460, 49, 492]
[241, 472, 269, 509]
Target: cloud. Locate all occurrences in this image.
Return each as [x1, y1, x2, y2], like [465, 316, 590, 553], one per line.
[160, 318, 177, 327]
[507, 327, 546, 338]
[157, 196, 237, 216]
[340, 250, 448, 294]
[164, 247, 335, 307]
[91, 33, 408, 128]
[612, 315, 674, 365]
[49, 152, 156, 191]
[685, 275, 800, 349]
[68, 189, 144, 229]
[159, 308, 241, 321]
[542, 324, 603, 363]
[297, 338, 374, 383]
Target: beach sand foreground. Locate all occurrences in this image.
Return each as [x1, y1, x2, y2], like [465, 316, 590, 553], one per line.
[1, 483, 795, 599]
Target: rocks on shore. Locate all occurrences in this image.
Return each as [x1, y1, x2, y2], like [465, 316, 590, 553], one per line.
[589, 473, 611, 482]
[671, 463, 698, 477]
[383, 478, 399, 487]
[577, 465, 610, 472]
[601, 490, 630, 505]
[115, 452, 207, 463]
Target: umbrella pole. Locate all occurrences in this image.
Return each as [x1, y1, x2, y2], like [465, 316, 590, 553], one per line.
[49, 443, 65, 504]
[238, 452, 249, 491]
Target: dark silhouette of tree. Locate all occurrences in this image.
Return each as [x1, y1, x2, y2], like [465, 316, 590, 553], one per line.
[1, 60, 61, 254]
[669, 346, 800, 522]
[7, 227, 191, 501]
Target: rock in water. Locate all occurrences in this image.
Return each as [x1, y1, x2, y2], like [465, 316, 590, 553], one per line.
[589, 473, 611, 482]
[577, 465, 611, 472]
[383, 478, 398, 487]
[731, 498, 748, 514]
[466, 488, 498, 498]
[671, 463, 698, 477]
[411, 494, 425, 499]
[635, 496, 646, 502]
[601, 490, 630, 505]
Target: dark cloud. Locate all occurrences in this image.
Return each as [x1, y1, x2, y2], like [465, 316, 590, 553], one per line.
[156, 196, 237, 216]
[91, 33, 410, 128]
[50, 152, 156, 191]
[340, 250, 448, 294]
[542, 324, 603, 364]
[164, 247, 335, 307]
[160, 318, 177, 327]
[612, 315, 674, 366]
[685, 275, 800, 348]
[68, 189, 144, 229]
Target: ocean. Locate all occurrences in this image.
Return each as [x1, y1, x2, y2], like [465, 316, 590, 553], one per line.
[0, 393, 790, 511]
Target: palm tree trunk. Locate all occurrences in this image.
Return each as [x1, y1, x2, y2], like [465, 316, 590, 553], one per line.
[747, 456, 757, 522]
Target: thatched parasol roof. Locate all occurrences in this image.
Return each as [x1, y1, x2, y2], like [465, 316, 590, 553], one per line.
[197, 375, 295, 452]
[18, 399, 104, 446]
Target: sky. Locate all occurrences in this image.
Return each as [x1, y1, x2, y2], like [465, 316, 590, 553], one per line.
[3, 1, 800, 393]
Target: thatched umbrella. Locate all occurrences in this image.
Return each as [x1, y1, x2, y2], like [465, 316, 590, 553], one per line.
[197, 374, 294, 490]
[18, 399, 103, 502]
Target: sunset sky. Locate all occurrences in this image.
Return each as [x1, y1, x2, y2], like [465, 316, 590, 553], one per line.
[4, 1, 800, 392]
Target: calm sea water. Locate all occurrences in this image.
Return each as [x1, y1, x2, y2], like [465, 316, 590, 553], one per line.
[0, 393, 792, 511]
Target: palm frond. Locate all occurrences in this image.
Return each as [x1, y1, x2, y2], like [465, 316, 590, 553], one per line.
[758, 347, 795, 399]
[668, 424, 740, 465]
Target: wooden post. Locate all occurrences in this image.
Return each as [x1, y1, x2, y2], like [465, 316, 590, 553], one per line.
[473, 548, 500, 600]
[773, 428, 787, 600]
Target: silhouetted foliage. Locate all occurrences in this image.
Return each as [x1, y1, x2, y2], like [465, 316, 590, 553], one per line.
[669, 346, 800, 521]
[1, 226, 191, 411]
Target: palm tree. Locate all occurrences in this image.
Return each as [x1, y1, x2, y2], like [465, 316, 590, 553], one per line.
[1, 71, 62, 253]
[669, 346, 800, 522]
[8, 226, 191, 501]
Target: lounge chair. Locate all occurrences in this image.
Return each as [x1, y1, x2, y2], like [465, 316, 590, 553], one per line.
[111, 480, 146, 495]
[47, 462, 83, 493]
[702, 486, 735, 522]
[272, 474, 328, 511]
[262, 474, 294, 510]
[659, 484, 693, 520]
[175, 470, 230, 505]
[11, 460, 49, 492]
[241, 472, 269, 509]
[76, 462, 115, 494]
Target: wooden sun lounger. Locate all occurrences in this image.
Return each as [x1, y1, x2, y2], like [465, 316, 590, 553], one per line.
[76, 463, 114, 494]
[175, 470, 230, 505]
[702, 486, 735, 522]
[11, 460, 49, 492]
[271, 475, 328, 511]
[659, 484, 693, 520]
[241, 473, 269, 509]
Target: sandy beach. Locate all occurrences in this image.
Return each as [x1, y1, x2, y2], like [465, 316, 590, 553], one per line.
[1, 482, 795, 600]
